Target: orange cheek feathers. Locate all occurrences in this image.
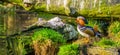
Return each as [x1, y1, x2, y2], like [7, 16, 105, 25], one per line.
[78, 19, 85, 26]
[76, 18, 85, 26]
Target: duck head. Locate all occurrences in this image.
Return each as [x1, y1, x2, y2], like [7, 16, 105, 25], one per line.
[76, 16, 88, 26]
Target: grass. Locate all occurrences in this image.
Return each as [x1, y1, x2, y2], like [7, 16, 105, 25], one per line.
[86, 19, 101, 32]
[94, 38, 120, 48]
[58, 44, 79, 55]
[16, 36, 32, 55]
[86, 19, 98, 27]
[108, 21, 120, 35]
[7, 36, 32, 55]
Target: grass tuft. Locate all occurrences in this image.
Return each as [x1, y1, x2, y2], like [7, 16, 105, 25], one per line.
[58, 44, 79, 55]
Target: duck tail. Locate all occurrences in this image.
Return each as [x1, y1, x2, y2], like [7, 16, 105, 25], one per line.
[93, 25, 98, 32]
[93, 25, 102, 38]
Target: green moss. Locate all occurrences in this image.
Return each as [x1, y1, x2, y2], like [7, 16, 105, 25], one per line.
[78, 9, 90, 16]
[32, 28, 66, 44]
[34, 3, 47, 11]
[58, 44, 79, 55]
[78, 4, 120, 17]
[48, 5, 65, 15]
[9, 0, 22, 4]
[37, 12, 56, 20]
[111, 4, 120, 15]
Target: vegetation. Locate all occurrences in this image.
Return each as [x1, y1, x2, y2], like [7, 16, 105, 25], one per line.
[94, 38, 120, 48]
[86, 19, 98, 27]
[32, 28, 66, 44]
[7, 36, 32, 55]
[16, 36, 32, 55]
[3, 0, 120, 55]
[37, 12, 56, 20]
[111, 4, 120, 15]
[32, 28, 66, 55]
[58, 44, 79, 55]
[108, 21, 120, 35]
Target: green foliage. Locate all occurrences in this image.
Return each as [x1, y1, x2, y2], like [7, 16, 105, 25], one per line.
[37, 12, 55, 20]
[86, 19, 101, 31]
[58, 44, 79, 55]
[94, 38, 120, 48]
[86, 19, 97, 27]
[16, 36, 32, 55]
[32, 28, 66, 44]
[108, 21, 120, 35]
[9, 0, 33, 10]
[8, 36, 32, 55]
[49, 5, 65, 14]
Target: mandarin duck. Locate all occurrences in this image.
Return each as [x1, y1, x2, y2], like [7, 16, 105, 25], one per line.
[76, 16, 101, 43]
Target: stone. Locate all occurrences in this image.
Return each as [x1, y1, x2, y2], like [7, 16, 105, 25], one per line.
[63, 24, 78, 40]
[30, 17, 78, 41]
[46, 17, 65, 29]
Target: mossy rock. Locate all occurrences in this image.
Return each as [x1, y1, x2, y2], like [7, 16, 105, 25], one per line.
[32, 28, 66, 44]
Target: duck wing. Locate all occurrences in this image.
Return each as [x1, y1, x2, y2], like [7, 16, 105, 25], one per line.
[82, 26, 95, 37]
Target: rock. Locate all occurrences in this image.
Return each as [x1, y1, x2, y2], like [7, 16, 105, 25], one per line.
[37, 18, 47, 26]
[29, 17, 78, 41]
[46, 17, 78, 40]
[46, 17, 65, 29]
[63, 24, 78, 40]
